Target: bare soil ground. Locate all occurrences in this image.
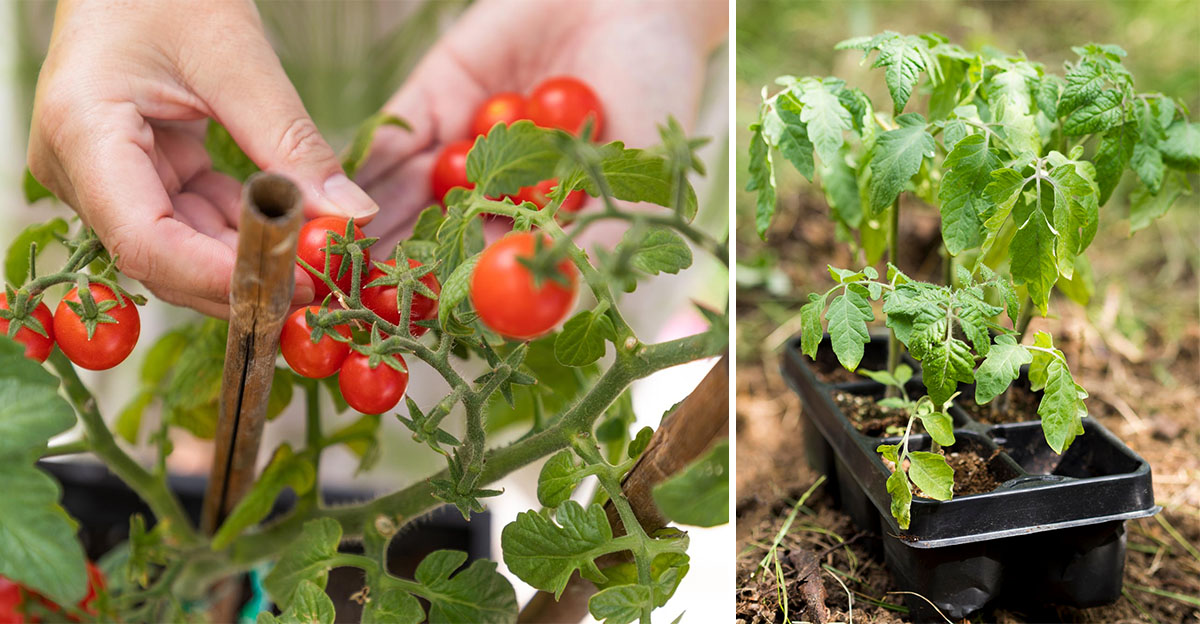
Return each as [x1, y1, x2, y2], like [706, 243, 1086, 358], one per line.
[736, 193, 1200, 623]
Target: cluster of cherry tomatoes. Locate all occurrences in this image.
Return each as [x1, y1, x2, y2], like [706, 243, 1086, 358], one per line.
[431, 76, 604, 212]
[0, 284, 140, 370]
[0, 564, 104, 624]
[284, 217, 438, 415]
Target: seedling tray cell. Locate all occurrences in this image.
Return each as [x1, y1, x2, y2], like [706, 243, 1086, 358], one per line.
[780, 333, 1159, 620]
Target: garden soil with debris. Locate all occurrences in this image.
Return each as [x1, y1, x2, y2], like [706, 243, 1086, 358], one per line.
[736, 195, 1200, 623]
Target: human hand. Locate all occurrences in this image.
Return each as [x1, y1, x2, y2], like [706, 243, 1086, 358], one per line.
[28, 0, 379, 318]
[355, 0, 727, 247]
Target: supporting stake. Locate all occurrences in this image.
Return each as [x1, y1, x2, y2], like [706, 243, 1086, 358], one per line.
[200, 173, 304, 534]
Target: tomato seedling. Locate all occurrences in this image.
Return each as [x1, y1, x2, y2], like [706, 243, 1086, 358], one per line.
[749, 33, 1196, 527]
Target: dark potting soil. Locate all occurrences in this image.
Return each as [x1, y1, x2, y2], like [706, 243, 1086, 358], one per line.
[901, 448, 1004, 498]
[833, 390, 910, 437]
[958, 384, 1040, 424]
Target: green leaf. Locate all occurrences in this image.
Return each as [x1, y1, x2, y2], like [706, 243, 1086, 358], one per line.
[115, 390, 153, 445]
[763, 92, 814, 181]
[501, 501, 617, 598]
[413, 550, 517, 624]
[798, 80, 852, 164]
[164, 319, 229, 439]
[266, 367, 295, 421]
[820, 154, 862, 228]
[360, 587, 423, 624]
[975, 335, 1033, 404]
[907, 451, 954, 500]
[263, 518, 342, 610]
[342, 112, 411, 179]
[838, 32, 933, 113]
[869, 113, 934, 214]
[885, 467, 912, 529]
[1130, 142, 1164, 194]
[555, 310, 616, 367]
[437, 252, 480, 331]
[988, 63, 1041, 156]
[621, 228, 692, 276]
[206, 121, 259, 182]
[411, 205, 447, 242]
[537, 450, 584, 508]
[581, 145, 699, 218]
[589, 585, 653, 624]
[435, 207, 486, 288]
[1129, 170, 1189, 232]
[1039, 358, 1086, 454]
[0, 340, 76, 459]
[938, 134, 1001, 255]
[1093, 123, 1137, 205]
[1010, 213, 1057, 312]
[983, 167, 1028, 231]
[5, 218, 68, 286]
[652, 439, 729, 527]
[1063, 90, 1124, 136]
[747, 124, 777, 239]
[466, 121, 561, 197]
[825, 289, 873, 370]
[798, 295, 824, 359]
[917, 410, 956, 448]
[0, 459, 88, 605]
[23, 169, 55, 204]
[1159, 121, 1199, 170]
[1058, 61, 1106, 119]
[920, 336, 975, 407]
[258, 580, 335, 624]
[212, 445, 314, 550]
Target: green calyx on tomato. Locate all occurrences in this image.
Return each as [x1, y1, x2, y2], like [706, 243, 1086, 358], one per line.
[470, 232, 578, 340]
[361, 258, 441, 337]
[54, 283, 141, 371]
[0, 291, 55, 363]
[296, 217, 376, 300]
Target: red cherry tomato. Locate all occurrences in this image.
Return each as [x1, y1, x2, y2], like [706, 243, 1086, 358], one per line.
[470, 232, 578, 340]
[431, 140, 475, 205]
[0, 295, 55, 363]
[53, 284, 140, 371]
[297, 217, 370, 299]
[471, 93, 527, 137]
[280, 306, 351, 379]
[515, 179, 586, 213]
[361, 259, 441, 337]
[338, 351, 408, 414]
[527, 76, 604, 137]
[0, 577, 24, 624]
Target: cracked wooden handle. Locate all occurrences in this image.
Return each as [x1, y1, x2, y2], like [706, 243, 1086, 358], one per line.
[201, 173, 304, 535]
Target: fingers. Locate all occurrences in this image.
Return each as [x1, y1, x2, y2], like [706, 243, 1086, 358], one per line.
[185, 14, 377, 223]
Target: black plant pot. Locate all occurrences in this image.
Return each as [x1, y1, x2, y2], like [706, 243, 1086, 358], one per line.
[780, 333, 1159, 621]
[41, 460, 490, 622]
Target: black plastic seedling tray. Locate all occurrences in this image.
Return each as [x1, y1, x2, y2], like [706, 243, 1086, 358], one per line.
[780, 333, 1159, 621]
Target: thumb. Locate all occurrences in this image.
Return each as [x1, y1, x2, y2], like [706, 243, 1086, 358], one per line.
[196, 36, 377, 221]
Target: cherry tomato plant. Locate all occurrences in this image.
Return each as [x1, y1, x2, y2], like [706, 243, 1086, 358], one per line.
[748, 33, 1196, 527]
[1, 100, 727, 623]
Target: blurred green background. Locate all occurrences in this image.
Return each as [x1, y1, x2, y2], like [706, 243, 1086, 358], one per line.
[735, 0, 1200, 361]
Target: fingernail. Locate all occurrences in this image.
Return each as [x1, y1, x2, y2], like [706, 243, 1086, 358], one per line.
[323, 173, 379, 219]
[293, 282, 315, 305]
